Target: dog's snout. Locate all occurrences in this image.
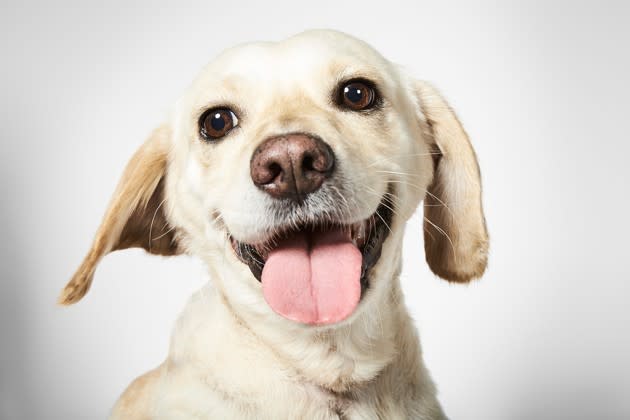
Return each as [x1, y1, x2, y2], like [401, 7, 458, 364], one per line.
[250, 134, 334, 200]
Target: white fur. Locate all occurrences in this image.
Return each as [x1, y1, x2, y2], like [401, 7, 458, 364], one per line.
[62, 29, 489, 419]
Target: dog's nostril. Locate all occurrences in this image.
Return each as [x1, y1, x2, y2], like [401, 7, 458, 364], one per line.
[250, 134, 335, 200]
[302, 155, 314, 172]
[267, 162, 283, 183]
[308, 148, 334, 173]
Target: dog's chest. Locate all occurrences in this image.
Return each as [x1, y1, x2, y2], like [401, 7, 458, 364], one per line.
[155, 378, 366, 419]
[212, 387, 377, 420]
[154, 356, 390, 419]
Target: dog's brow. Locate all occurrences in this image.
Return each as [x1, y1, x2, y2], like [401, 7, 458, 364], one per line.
[333, 68, 385, 89]
[194, 100, 245, 122]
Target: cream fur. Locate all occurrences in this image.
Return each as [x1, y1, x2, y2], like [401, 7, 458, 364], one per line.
[60, 30, 488, 419]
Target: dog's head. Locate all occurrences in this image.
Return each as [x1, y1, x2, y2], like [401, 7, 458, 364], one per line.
[60, 30, 488, 327]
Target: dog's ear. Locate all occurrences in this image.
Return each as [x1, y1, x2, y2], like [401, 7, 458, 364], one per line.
[58, 125, 182, 305]
[415, 81, 488, 282]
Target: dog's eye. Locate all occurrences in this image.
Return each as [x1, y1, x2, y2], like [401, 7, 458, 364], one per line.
[200, 108, 239, 140]
[339, 80, 376, 111]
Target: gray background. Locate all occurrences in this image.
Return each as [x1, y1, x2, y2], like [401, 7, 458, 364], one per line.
[1, 1, 629, 419]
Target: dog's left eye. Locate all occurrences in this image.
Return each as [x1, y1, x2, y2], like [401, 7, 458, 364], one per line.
[199, 108, 239, 140]
[337, 80, 377, 111]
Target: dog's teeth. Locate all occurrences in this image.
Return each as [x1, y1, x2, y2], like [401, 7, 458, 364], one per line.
[351, 220, 369, 248]
[358, 221, 367, 240]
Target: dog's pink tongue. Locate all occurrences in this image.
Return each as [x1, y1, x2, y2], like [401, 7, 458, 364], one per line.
[261, 229, 362, 325]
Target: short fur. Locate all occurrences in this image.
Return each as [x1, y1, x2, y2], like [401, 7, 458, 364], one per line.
[60, 30, 488, 419]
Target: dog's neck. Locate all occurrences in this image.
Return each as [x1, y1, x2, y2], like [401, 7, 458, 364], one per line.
[214, 261, 413, 393]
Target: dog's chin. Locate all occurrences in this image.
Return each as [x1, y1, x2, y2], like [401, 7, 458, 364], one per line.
[227, 191, 394, 326]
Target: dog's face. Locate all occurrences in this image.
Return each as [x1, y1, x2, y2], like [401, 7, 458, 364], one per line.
[166, 32, 434, 325]
[60, 30, 488, 328]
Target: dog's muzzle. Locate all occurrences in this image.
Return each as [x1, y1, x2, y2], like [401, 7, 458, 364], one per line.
[226, 134, 394, 326]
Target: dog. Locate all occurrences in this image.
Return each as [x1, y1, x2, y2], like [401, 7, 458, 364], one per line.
[59, 29, 488, 419]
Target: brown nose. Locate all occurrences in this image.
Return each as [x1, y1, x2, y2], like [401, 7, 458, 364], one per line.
[250, 133, 335, 200]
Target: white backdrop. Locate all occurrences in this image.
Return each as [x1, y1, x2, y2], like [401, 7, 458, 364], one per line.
[1, 1, 629, 419]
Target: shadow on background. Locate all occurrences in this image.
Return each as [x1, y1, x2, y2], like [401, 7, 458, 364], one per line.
[0, 166, 28, 419]
[508, 382, 628, 420]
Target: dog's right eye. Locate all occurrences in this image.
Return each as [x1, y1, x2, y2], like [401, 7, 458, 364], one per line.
[199, 108, 239, 140]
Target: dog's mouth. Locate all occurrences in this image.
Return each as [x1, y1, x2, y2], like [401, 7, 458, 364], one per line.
[229, 192, 393, 325]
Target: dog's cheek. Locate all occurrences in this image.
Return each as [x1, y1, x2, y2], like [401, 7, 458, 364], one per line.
[389, 116, 433, 220]
[167, 156, 217, 248]
[332, 130, 389, 211]
[329, 145, 383, 218]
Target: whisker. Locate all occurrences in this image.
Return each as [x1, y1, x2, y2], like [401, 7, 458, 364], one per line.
[373, 196, 398, 217]
[374, 170, 423, 178]
[370, 177, 456, 222]
[424, 190, 455, 219]
[367, 152, 444, 168]
[148, 198, 167, 252]
[152, 225, 176, 241]
[384, 179, 426, 192]
[375, 210, 393, 236]
[245, 244, 264, 267]
[330, 185, 352, 219]
[424, 216, 456, 258]
[364, 187, 400, 219]
[360, 187, 392, 244]
[423, 225, 436, 242]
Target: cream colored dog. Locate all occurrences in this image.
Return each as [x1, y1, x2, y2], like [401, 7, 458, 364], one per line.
[60, 30, 488, 419]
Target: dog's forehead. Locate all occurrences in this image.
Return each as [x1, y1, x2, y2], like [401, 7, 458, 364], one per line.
[190, 30, 391, 91]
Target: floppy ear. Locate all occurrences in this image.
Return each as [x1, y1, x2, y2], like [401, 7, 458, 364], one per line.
[58, 125, 182, 305]
[416, 81, 489, 282]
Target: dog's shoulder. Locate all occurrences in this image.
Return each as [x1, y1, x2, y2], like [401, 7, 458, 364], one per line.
[110, 364, 165, 419]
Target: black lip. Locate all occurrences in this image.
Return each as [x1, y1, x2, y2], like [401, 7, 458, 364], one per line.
[232, 192, 394, 295]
